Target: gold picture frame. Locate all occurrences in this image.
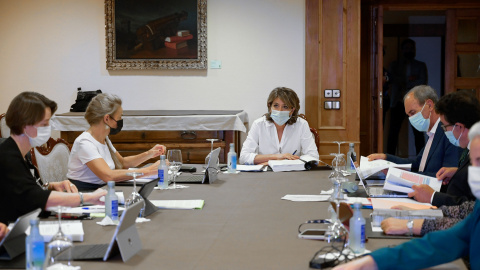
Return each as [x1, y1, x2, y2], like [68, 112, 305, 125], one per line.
[105, 0, 207, 70]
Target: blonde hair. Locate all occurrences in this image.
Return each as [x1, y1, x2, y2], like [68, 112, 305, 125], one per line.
[85, 93, 123, 169]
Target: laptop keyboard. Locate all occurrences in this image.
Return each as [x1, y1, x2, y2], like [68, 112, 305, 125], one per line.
[68, 243, 109, 260]
[174, 175, 204, 183]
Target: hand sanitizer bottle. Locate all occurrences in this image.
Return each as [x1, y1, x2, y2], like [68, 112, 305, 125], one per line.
[105, 181, 118, 221]
[227, 143, 237, 173]
[347, 143, 357, 173]
[158, 155, 169, 189]
[26, 218, 45, 270]
[349, 202, 366, 253]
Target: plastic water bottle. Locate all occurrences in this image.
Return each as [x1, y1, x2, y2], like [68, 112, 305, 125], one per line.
[158, 155, 169, 189]
[349, 202, 366, 253]
[26, 218, 45, 270]
[105, 181, 118, 221]
[227, 143, 237, 173]
[347, 143, 357, 173]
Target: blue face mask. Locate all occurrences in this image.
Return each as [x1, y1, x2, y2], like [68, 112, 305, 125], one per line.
[408, 103, 430, 132]
[270, 110, 291, 126]
[444, 125, 463, 147]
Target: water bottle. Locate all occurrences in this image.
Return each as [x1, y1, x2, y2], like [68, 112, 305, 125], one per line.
[227, 143, 237, 173]
[158, 155, 169, 189]
[26, 218, 45, 270]
[349, 202, 366, 253]
[347, 143, 357, 173]
[105, 181, 118, 221]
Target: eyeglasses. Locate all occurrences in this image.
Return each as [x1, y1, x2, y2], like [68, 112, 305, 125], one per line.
[441, 124, 456, 132]
[109, 115, 122, 122]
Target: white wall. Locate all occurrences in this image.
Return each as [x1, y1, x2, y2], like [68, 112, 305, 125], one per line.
[0, 0, 306, 134]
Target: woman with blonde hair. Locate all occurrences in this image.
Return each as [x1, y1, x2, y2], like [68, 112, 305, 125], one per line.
[67, 93, 166, 191]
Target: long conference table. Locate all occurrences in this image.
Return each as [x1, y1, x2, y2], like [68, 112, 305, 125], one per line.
[68, 168, 465, 269]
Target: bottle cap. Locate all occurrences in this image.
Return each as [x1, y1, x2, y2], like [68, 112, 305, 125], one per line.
[353, 202, 362, 209]
[160, 155, 166, 160]
[349, 143, 354, 147]
[108, 181, 115, 188]
[29, 218, 39, 225]
[230, 143, 234, 148]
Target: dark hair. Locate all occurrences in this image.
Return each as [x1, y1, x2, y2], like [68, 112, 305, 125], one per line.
[401, 38, 415, 49]
[6, 92, 57, 135]
[435, 91, 480, 129]
[264, 87, 300, 125]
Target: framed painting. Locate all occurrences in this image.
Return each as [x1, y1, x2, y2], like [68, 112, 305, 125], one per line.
[105, 0, 207, 70]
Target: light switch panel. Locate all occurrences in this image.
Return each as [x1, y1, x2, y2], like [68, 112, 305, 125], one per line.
[332, 89, 340, 98]
[332, 101, 340, 110]
[324, 90, 333, 98]
[324, 101, 332, 110]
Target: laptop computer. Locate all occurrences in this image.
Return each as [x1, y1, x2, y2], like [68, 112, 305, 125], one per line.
[352, 156, 408, 198]
[138, 179, 159, 217]
[59, 201, 143, 262]
[0, 208, 41, 260]
[175, 147, 221, 184]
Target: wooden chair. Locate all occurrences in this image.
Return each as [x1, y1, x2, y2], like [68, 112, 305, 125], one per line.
[0, 113, 10, 138]
[30, 138, 71, 183]
[298, 114, 320, 151]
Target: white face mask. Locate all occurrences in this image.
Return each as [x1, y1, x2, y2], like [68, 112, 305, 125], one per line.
[25, 125, 51, 147]
[468, 166, 480, 200]
[270, 110, 291, 126]
[408, 103, 430, 132]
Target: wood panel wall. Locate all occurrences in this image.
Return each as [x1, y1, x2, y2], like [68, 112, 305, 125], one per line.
[306, 0, 361, 163]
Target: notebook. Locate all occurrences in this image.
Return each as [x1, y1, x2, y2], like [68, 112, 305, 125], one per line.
[0, 208, 41, 260]
[175, 147, 221, 184]
[352, 156, 408, 198]
[138, 179, 159, 217]
[59, 201, 143, 262]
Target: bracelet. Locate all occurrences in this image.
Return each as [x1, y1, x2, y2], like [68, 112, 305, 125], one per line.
[79, 192, 84, 206]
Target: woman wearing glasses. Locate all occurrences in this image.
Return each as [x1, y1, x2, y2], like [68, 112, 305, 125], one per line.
[67, 93, 166, 191]
[239, 87, 319, 165]
[0, 92, 106, 224]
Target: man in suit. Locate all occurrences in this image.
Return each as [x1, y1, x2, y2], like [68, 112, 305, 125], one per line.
[333, 121, 480, 270]
[409, 91, 480, 207]
[368, 85, 462, 177]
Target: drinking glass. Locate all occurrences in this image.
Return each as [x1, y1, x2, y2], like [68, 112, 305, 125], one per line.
[167, 149, 183, 189]
[324, 186, 348, 248]
[44, 206, 73, 268]
[125, 172, 145, 218]
[205, 139, 218, 167]
[331, 141, 346, 172]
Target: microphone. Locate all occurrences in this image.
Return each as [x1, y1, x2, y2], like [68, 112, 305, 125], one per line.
[341, 181, 358, 193]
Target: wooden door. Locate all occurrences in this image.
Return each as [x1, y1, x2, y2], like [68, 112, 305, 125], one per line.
[446, 9, 480, 97]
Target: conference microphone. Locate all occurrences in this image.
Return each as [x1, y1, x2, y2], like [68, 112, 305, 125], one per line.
[341, 181, 358, 193]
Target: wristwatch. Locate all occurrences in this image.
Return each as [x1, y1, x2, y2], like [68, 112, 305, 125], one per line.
[407, 220, 414, 236]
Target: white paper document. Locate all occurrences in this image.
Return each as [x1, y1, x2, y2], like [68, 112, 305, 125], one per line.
[281, 195, 332, 202]
[359, 156, 411, 178]
[150, 200, 205, 209]
[236, 165, 265, 172]
[383, 167, 442, 193]
[26, 220, 85, 242]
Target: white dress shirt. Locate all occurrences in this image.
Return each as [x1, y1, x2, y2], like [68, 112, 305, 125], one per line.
[419, 118, 440, 172]
[239, 116, 319, 165]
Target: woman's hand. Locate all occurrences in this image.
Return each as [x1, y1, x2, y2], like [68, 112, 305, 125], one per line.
[148, 144, 167, 159]
[143, 160, 161, 176]
[276, 153, 299, 160]
[50, 180, 78, 193]
[332, 255, 378, 270]
[84, 188, 108, 205]
[380, 218, 408, 235]
[0, 223, 9, 241]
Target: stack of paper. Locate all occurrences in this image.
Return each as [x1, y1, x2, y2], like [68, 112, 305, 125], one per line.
[26, 220, 85, 242]
[268, 155, 319, 172]
[383, 167, 442, 193]
[359, 156, 411, 178]
[236, 165, 265, 172]
[150, 200, 205, 210]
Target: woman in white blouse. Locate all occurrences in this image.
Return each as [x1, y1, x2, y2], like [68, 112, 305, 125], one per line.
[239, 87, 319, 165]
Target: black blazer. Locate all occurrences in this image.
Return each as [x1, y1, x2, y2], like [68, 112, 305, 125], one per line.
[432, 154, 475, 207]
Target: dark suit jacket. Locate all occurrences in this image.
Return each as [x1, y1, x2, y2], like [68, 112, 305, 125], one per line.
[386, 123, 462, 177]
[432, 154, 475, 207]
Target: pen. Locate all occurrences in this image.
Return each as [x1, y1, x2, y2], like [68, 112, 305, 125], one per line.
[292, 150, 297, 155]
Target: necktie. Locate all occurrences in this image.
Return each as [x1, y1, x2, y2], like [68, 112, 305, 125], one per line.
[458, 148, 469, 167]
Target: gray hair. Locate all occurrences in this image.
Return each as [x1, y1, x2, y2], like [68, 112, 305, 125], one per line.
[404, 85, 439, 105]
[84, 93, 122, 126]
[468, 121, 480, 141]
